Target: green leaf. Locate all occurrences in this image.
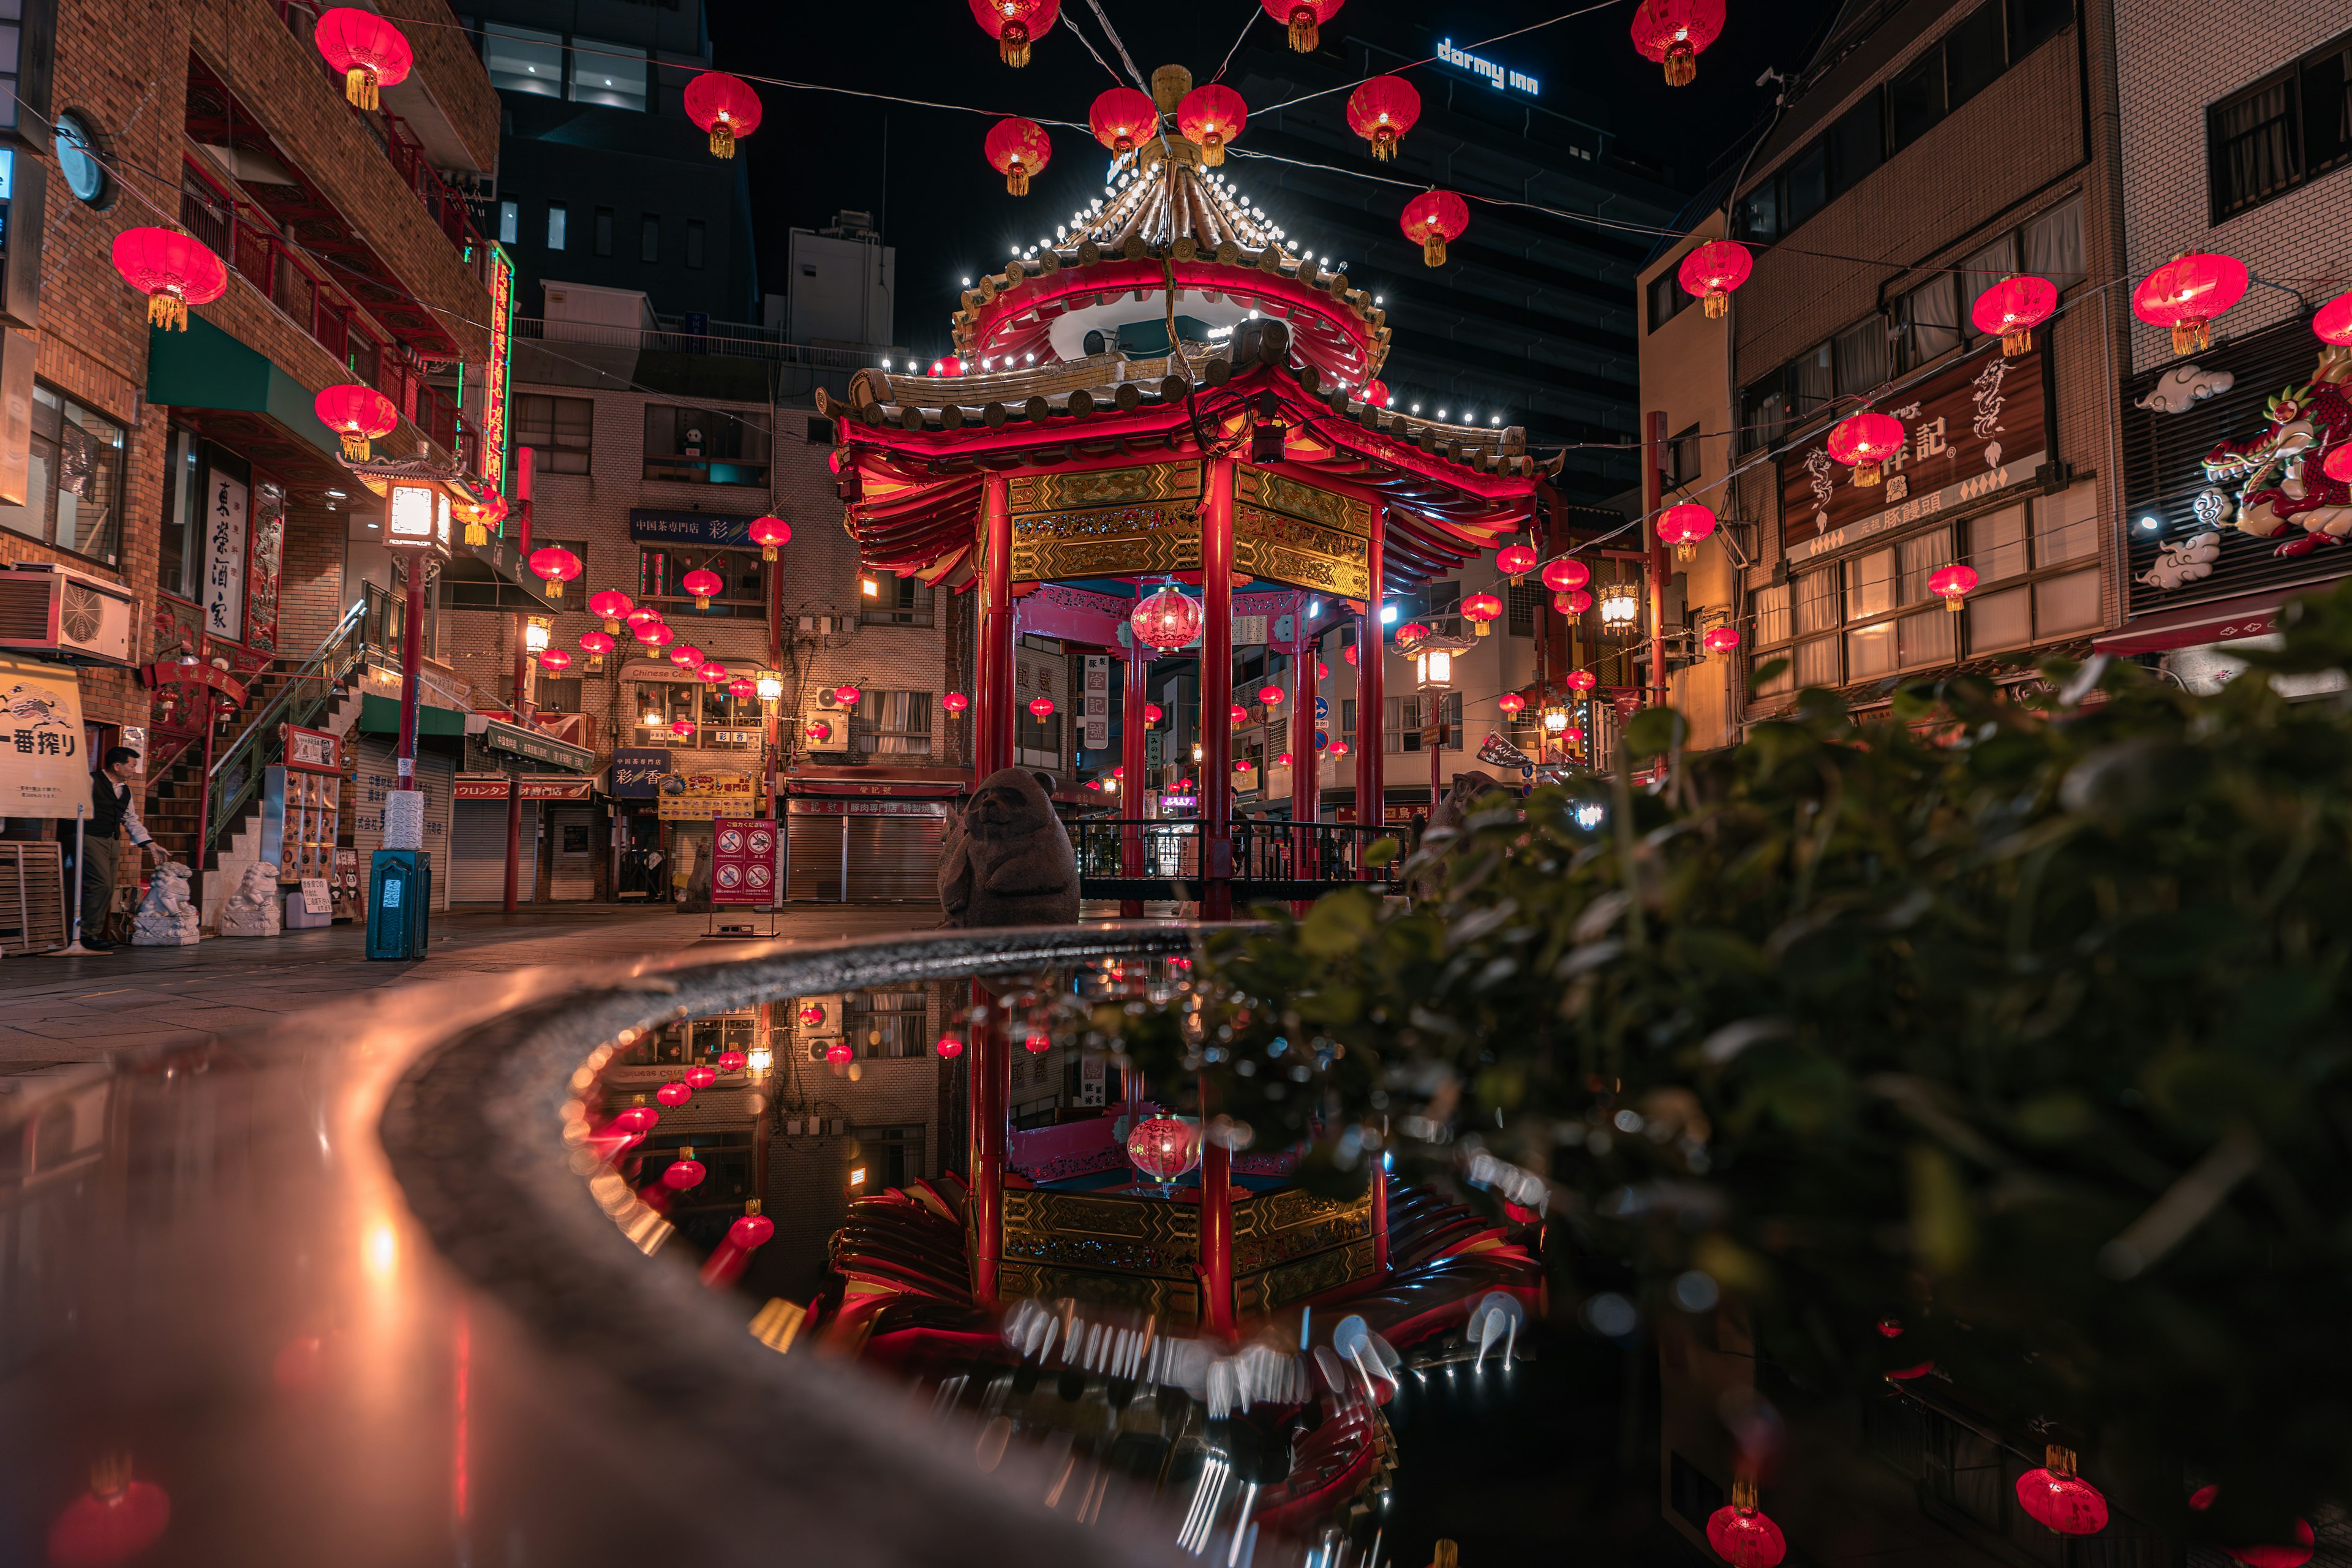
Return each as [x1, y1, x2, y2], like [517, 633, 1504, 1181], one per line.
[1748, 657, 1790, 692]
[1362, 836, 1403, 867]
[1625, 706, 1689, 759]
[1300, 888, 1379, 957]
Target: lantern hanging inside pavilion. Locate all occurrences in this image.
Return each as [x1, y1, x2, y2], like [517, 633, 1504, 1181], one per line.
[527, 544, 581, 597]
[1541, 557, 1592, 594]
[1400, 190, 1470, 268]
[1706, 1480, 1786, 1568]
[1703, 626, 1740, 655]
[1566, 669, 1598, 693]
[590, 589, 635, 634]
[1498, 693, 1525, 715]
[1127, 1115, 1202, 1187]
[1131, 584, 1205, 650]
[1461, 592, 1504, 636]
[314, 383, 399, 462]
[660, 1150, 707, 1191]
[1346, 76, 1421, 161]
[984, 116, 1053, 195]
[1258, 684, 1286, 706]
[537, 647, 572, 673]
[748, 515, 791, 562]
[1028, 696, 1055, 718]
[1177, 85, 1247, 165]
[1677, 239, 1752, 317]
[1826, 412, 1907, 486]
[2315, 292, 2352, 347]
[1262, 0, 1343, 52]
[668, 643, 704, 669]
[1088, 87, 1159, 154]
[1972, 274, 2059, 357]
[942, 692, 971, 714]
[314, 7, 412, 109]
[2016, 1449, 2108, 1536]
[111, 228, 228, 331]
[968, 0, 1060, 67]
[1553, 587, 1593, 614]
[1928, 563, 1978, 612]
[1656, 502, 1718, 564]
[1497, 542, 1539, 583]
[683, 71, 762, 159]
[682, 568, 724, 609]
[578, 631, 614, 669]
[2132, 253, 2250, 355]
[1360, 379, 1392, 408]
[1630, 0, 1726, 87]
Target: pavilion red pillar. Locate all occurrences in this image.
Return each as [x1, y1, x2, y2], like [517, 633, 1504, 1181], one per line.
[1199, 1112, 1236, 1338]
[976, 472, 1016, 778]
[1289, 615, 1318, 911]
[968, 982, 1008, 1304]
[1199, 458, 1236, 921]
[1355, 519, 1386, 845]
[1120, 641, 1149, 918]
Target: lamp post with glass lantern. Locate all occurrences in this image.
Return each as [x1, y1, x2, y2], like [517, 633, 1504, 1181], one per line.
[1414, 634, 1470, 816]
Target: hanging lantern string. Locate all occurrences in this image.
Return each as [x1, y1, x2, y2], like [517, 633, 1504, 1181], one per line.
[1080, 0, 1154, 96]
[1211, 2, 1264, 82]
[1056, 4, 1139, 93]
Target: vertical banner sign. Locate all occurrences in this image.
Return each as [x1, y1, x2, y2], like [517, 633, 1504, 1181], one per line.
[709, 817, 778, 906]
[246, 480, 286, 653]
[1082, 654, 1109, 751]
[0, 653, 85, 814]
[203, 467, 248, 642]
[482, 246, 514, 510]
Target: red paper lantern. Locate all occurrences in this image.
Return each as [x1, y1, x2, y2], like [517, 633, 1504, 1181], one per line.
[1972, 275, 2059, 357]
[1400, 190, 1469, 268]
[1394, 620, 1433, 647]
[1553, 589, 1594, 614]
[46, 1458, 172, 1568]
[1461, 592, 1504, 635]
[1703, 626, 1740, 655]
[1145, 702, 1165, 722]
[681, 568, 723, 609]
[1028, 696, 1055, 718]
[313, 383, 399, 462]
[668, 643, 703, 669]
[579, 631, 614, 665]
[1229, 703, 1250, 725]
[1089, 88, 1159, 154]
[2016, 1448, 2108, 1536]
[698, 662, 727, 684]
[1705, 1483, 1786, 1568]
[683, 71, 762, 159]
[718, 1050, 747, 1072]
[728, 676, 755, 699]
[661, 1153, 707, 1191]
[1657, 502, 1718, 563]
[1677, 240, 1752, 318]
[984, 117, 1053, 195]
[612, 1105, 660, 1134]
[527, 545, 581, 598]
[748, 515, 791, 562]
[1498, 693, 1525, 715]
[1127, 1115, 1202, 1183]
[684, 1065, 718, 1091]
[111, 228, 228, 331]
[935, 1034, 965, 1059]
[2325, 445, 2352, 484]
[1826, 412, 1906, 487]
[1541, 557, 1591, 593]
[942, 692, 971, 714]
[669, 718, 695, 737]
[1177, 85, 1247, 165]
[1259, 684, 1286, 706]
[1560, 725, 1585, 748]
[2315, 292, 2352, 347]
[929, 355, 966, 378]
[1330, 741, 1351, 756]
[824, 1041, 853, 1065]
[1497, 543, 1539, 582]
[638, 621, 675, 650]
[1360, 379, 1391, 408]
[728, 1209, 775, 1250]
[1316, 660, 1329, 679]
[834, 685, 862, 705]
[1022, 1030, 1050, 1055]
[2133, 253, 2250, 355]
[537, 647, 572, 673]
[589, 589, 635, 633]
[1262, 0, 1342, 50]
[1928, 562, 1978, 611]
[2227, 1523, 2316, 1568]
[1566, 669, 1598, 692]
[968, 0, 1060, 67]
[453, 491, 507, 546]
[1346, 75, 1421, 161]
[1630, 0, 1725, 86]
[315, 7, 412, 109]
[1132, 584, 1205, 650]
[1343, 645, 1357, 666]
[656, 1081, 692, 1107]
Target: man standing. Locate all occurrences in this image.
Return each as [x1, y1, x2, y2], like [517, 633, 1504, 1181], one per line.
[80, 745, 171, 952]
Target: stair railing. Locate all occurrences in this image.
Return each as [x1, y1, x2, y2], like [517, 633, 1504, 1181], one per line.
[203, 597, 377, 860]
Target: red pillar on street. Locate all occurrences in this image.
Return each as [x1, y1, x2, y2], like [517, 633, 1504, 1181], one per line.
[1289, 612, 1319, 910]
[1199, 458, 1236, 921]
[396, 553, 428, 792]
[502, 774, 521, 912]
[968, 981, 1009, 1304]
[1120, 641, 1150, 918]
[1199, 1124, 1235, 1339]
[976, 472, 1015, 780]
[1355, 519, 1386, 844]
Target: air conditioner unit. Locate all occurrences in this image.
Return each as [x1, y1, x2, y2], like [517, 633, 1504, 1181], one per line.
[0, 564, 138, 667]
[796, 993, 844, 1038]
[814, 687, 846, 710]
[799, 710, 846, 748]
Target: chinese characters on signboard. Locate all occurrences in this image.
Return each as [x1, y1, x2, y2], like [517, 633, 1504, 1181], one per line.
[1082, 654, 1109, 751]
[482, 247, 513, 505]
[609, 747, 672, 797]
[203, 468, 248, 641]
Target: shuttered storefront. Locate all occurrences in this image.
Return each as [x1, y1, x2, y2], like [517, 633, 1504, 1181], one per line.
[548, 805, 596, 900]
[352, 739, 454, 911]
[786, 797, 949, 902]
[450, 800, 538, 903]
[786, 807, 843, 902]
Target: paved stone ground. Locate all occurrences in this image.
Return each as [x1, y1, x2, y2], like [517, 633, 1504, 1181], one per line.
[0, 903, 937, 1066]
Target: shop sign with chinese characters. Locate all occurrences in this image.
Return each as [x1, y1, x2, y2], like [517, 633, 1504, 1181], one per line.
[0, 653, 84, 814]
[1779, 345, 2048, 554]
[657, 771, 757, 821]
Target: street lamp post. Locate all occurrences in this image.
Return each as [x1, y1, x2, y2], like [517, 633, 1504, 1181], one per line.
[1414, 636, 1468, 815]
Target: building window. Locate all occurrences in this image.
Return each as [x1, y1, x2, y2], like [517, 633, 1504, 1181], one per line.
[53, 113, 108, 207]
[2207, 33, 2352, 221]
[537, 677, 582, 713]
[545, 201, 567, 251]
[593, 207, 614, 257]
[484, 23, 564, 97]
[643, 404, 771, 485]
[1667, 423, 1703, 486]
[638, 545, 761, 617]
[0, 385, 127, 565]
[497, 199, 519, 244]
[844, 990, 928, 1058]
[639, 214, 660, 263]
[859, 571, 934, 627]
[1833, 317, 1890, 397]
[686, 219, 706, 270]
[568, 38, 647, 110]
[514, 393, 592, 474]
[1646, 270, 1688, 333]
[159, 427, 202, 600]
[2023, 199, 2086, 291]
[1507, 581, 1542, 637]
[854, 692, 935, 756]
[1016, 704, 1063, 758]
[1894, 274, 1961, 370]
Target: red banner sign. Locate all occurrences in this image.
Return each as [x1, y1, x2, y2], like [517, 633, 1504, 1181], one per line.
[710, 818, 779, 905]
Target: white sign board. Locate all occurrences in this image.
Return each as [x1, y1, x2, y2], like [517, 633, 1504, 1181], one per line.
[0, 653, 86, 815]
[1082, 655, 1110, 752]
[300, 878, 331, 914]
[203, 467, 248, 641]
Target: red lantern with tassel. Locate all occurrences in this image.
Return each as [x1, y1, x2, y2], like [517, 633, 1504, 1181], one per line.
[1131, 584, 1205, 650]
[1346, 76, 1420, 161]
[1089, 88, 1159, 154]
[314, 383, 399, 462]
[1630, 0, 1725, 87]
[1566, 669, 1598, 693]
[1703, 626, 1740, 655]
[1826, 412, 1906, 486]
[968, 0, 1060, 67]
[2133, 253, 2250, 355]
[749, 515, 791, 562]
[1677, 240, 1752, 318]
[681, 568, 723, 609]
[984, 117, 1053, 195]
[1262, 0, 1343, 52]
[2315, 292, 2352, 347]
[1553, 589, 1594, 615]
[1461, 592, 1504, 636]
[1542, 557, 1592, 594]
[111, 228, 228, 332]
[683, 71, 762, 159]
[527, 544, 582, 598]
[2016, 1447, 2109, 1536]
[537, 647, 572, 673]
[578, 631, 614, 668]
[1706, 1480, 1787, 1568]
[1657, 502, 1718, 563]
[1497, 543, 1539, 582]
[590, 589, 635, 634]
[314, 7, 413, 110]
[1928, 563, 1978, 611]
[1972, 275, 2059, 357]
[1177, 85, 1246, 166]
[45, 1456, 172, 1568]
[1028, 696, 1055, 719]
[1498, 693, 1525, 715]
[1400, 190, 1469, 268]
[660, 1149, 707, 1191]
[668, 643, 703, 670]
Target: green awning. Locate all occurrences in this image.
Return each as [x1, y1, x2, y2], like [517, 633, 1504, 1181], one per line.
[358, 693, 467, 736]
[145, 317, 343, 461]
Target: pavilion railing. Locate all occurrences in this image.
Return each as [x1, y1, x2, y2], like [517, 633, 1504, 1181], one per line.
[1066, 818, 1402, 899]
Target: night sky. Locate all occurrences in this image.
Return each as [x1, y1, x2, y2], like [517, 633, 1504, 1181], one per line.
[709, 0, 1847, 357]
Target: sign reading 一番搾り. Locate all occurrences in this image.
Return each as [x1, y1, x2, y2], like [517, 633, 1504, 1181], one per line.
[0, 653, 85, 815]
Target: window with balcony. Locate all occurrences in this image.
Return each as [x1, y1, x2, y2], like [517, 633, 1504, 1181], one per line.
[516, 394, 593, 475]
[484, 24, 564, 97]
[853, 692, 935, 756]
[860, 571, 934, 627]
[843, 990, 929, 1058]
[644, 405, 771, 486]
[569, 39, 647, 110]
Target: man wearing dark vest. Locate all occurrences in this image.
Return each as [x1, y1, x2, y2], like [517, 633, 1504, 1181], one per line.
[80, 746, 172, 952]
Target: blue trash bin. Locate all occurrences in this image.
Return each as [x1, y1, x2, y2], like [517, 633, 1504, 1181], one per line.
[366, 849, 432, 960]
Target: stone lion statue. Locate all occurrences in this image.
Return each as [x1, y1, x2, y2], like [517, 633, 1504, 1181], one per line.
[939, 769, 1080, 928]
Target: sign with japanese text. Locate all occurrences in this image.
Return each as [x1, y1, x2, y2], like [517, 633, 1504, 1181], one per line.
[1779, 345, 2046, 552]
[610, 747, 671, 797]
[709, 818, 778, 905]
[0, 653, 84, 815]
[786, 797, 950, 816]
[628, 508, 760, 549]
[454, 772, 596, 801]
[481, 717, 594, 772]
[285, 726, 341, 774]
[657, 771, 757, 821]
[1082, 654, 1109, 751]
[203, 468, 248, 641]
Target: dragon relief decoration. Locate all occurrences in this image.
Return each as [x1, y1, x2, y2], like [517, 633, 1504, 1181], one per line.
[2201, 346, 2352, 557]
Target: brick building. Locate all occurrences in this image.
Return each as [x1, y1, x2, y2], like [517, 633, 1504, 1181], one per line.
[0, 0, 530, 940]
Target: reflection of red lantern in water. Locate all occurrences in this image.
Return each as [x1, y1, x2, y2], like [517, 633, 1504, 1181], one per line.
[2016, 1448, 2108, 1536]
[2190, 1487, 2315, 1568]
[612, 1104, 660, 1134]
[825, 1042, 853, 1065]
[655, 1081, 691, 1107]
[661, 1150, 707, 1191]
[47, 1456, 172, 1568]
[684, 1065, 717, 1090]
[1705, 1480, 1786, 1568]
[1126, 1115, 1200, 1186]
